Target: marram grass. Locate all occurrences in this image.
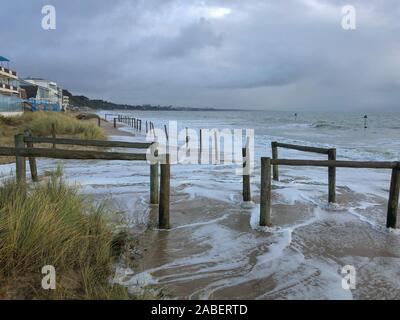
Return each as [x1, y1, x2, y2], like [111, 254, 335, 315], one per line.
[0, 111, 105, 146]
[0, 169, 129, 300]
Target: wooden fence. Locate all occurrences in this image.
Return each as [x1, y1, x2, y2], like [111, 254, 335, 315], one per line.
[259, 157, 400, 229]
[2, 132, 171, 229]
[271, 142, 336, 203]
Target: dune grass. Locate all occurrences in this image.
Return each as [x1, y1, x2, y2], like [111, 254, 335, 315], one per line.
[0, 112, 105, 146]
[0, 168, 130, 300]
[0, 112, 106, 165]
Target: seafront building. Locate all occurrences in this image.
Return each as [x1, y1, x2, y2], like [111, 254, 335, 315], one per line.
[1, 55, 68, 114]
[0, 56, 23, 116]
[21, 78, 63, 111]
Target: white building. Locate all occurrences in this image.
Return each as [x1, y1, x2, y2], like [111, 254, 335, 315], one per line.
[0, 56, 23, 116]
[23, 78, 62, 105]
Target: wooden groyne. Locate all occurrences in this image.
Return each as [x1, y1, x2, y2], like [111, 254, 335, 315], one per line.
[259, 153, 400, 229]
[87, 114, 400, 230]
[271, 141, 336, 203]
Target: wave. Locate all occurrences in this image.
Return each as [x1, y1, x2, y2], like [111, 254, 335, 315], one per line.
[311, 121, 346, 130]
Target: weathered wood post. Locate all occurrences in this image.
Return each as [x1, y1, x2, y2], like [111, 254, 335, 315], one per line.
[24, 129, 38, 182]
[164, 124, 169, 141]
[98, 117, 101, 127]
[387, 162, 400, 229]
[146, 121, 148, 134]
[15, 134, 26, 185]
[51, 123, 56, 149]
[114, 118, 117, 128]
[139, 120, 142, 132]
[214, 131, 219, 164]
[242, 146, 251, 202]
[271, 142, 279, 181]
[199, 129, 202, 164]
[260, 157, 272, 226]
[185, 127, 189, 149]
[159, 154, 170, 229]
[150, 145, 159, 205]
[328, 148, 336, 203]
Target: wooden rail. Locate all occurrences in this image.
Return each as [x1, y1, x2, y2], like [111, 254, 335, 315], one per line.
[271, 141, 336, 202]
[259, 157, 400, 229]
[0, 147, 148, 161]
[0, 134, 172, 230]
[24, 136, 154, 149]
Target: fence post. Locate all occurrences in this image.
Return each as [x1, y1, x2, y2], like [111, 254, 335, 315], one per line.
[260, 157, 272, 226]
[159, 154, 170, 229]
[164, 124, 169, 141]
[214, 131, 219, 164]
[98, 117, 101, 127]
[114, 118, 117, 128]
[387, 163, 400, 229]
[271, 142, 279, 181]
[150, 146, 159, 205]
[328, 148, 336, 203]
[146, 121, 148, 134]
[24, 129, 38, 182]
[242, 146, 251, 202]
[51, 123, 56, 149]
[15, 134, 26, 185]
[199, 129, 202, 164]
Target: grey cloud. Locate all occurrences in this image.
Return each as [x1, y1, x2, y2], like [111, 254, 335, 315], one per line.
[157, 18, 224, 58]
[1, 0, 399, 110]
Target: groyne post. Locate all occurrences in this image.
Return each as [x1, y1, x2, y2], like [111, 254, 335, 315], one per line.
[199, 129, 202, 163]
[159, 154, 170, 229]
[387, 163, 400, 228]
[328, 148, 337, 203]
[260, 157, 272, 226]
[164, 124, 169, 141]
[242, 144, 251, 202]
[271, 141, 279, 181]
[150, 145, 159, 205]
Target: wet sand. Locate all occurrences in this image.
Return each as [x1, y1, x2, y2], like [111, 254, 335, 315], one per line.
[113, 179, 400, 300]
[91, 120, 400, 300]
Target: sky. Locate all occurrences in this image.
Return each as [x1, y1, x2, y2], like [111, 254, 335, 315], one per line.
[1, 0, 399, 111]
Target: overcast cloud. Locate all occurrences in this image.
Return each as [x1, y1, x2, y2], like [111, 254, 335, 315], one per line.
[1, 0, 399, 111]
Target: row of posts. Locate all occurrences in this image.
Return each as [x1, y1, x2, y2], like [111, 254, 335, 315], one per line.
[113, 115, 157, 138]
[115, 115, 143, 132]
